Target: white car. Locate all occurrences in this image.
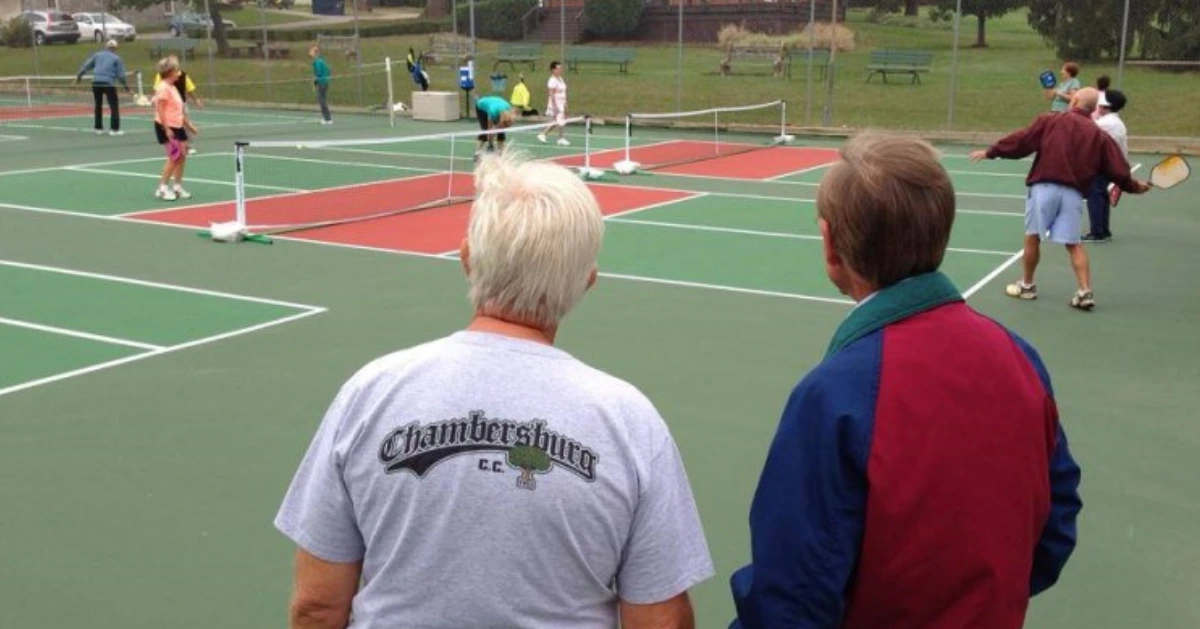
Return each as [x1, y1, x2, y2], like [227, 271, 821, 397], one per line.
[72, 13, 137, 42]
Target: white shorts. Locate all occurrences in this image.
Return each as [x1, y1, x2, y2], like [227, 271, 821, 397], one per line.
[546, 100, 566, 125]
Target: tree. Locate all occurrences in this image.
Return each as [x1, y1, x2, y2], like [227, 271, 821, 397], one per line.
[937, 0, 1027, 48]
[1026, 0, 1167, 61]
[507, 445, 551, 490]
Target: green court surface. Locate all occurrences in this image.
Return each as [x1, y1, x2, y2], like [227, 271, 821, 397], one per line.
[1, 105, 1198, 629]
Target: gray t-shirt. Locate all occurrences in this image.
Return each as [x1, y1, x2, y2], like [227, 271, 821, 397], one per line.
[274, 330, 715, 629]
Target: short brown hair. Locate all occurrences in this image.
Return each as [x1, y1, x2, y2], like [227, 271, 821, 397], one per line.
[816, 133, 956, 289]
[1064, 62, 1080, 77]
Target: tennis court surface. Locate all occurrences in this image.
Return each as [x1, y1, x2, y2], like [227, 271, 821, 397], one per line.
[2, 100, 1198, 629]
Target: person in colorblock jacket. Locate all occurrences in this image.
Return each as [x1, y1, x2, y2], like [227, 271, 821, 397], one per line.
[729, 132, 1084, 629]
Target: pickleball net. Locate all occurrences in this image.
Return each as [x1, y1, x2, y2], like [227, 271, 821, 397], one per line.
[614, 100, 794, 174]
[219, 115, 592, 241]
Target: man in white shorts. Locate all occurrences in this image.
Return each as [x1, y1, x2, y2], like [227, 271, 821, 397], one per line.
[273, 150, 714, 629]
[970, 87, 1149, 311]
[538, 61, 569, 146]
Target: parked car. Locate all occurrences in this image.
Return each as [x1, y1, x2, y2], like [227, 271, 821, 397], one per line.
[72, 13, 137, 42]
[167, 11, 236, 38]
[21, 11, 81, 46]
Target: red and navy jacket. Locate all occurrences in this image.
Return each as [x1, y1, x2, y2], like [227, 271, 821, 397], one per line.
[729, 271, 1083, 629]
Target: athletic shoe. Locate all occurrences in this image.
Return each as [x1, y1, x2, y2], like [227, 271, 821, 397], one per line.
[1005, 281, 1037, 300]
[188, 147, 197, 155]
[109, 130, 124, 136]
[1082, 233, 1112, 243]
[556, 138, 570, 146]
[95, 129, 105, 135]
[537, 134, 547, 144]
[1070, 290, 1095, 311]
[160, 188, 177, 201]
[173, 185, 192, 200]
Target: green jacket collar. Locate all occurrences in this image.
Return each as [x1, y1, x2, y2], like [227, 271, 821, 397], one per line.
[825, 271, 963, 358]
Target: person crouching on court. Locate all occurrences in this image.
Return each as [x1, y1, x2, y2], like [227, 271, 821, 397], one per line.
[151, 56, 198, 202]
[729, 133, 1083, 629]
[274, 149, 715, 629]
[474, 94, 516, 156]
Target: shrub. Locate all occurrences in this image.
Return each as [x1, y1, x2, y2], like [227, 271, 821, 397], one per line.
[583, 0, 642, 38]
[454, 0, 538, 41]
[1, 16, 34, 48]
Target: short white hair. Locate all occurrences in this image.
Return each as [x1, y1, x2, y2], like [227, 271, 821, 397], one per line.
[466, 151, 604, 329]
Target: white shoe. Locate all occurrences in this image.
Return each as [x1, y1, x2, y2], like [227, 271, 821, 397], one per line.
[556, 138, 570, 146]
[188, 147, 197, 155]
[173, 186, 191, 200]
[161, 188, 177, 201]
[95, 129, 105, 135]
[154, 187, 164, 198]
[537, 134, 547, 144]
[109, 130, 124, 136]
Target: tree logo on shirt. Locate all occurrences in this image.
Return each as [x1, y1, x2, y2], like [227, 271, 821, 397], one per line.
[507, 444, 552, 490]
[377, 410, 599, 489]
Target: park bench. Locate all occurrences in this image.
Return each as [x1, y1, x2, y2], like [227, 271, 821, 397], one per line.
[422, 33, 471, 67]
[494, 42, 543, 72]
[565, 46, 635, 74]
[719, 45, 792, 79]
[149, 38, 196, 61]
[865, 48, 934, 84]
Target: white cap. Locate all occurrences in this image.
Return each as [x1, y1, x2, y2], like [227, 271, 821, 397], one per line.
[105, 39, 118, 49]
[1098, 91, 1110, 108]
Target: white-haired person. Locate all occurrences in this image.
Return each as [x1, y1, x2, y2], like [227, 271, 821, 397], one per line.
[274, 150, 715, 629]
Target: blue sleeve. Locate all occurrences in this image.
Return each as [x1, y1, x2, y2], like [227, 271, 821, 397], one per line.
[77, 54, 96, 79]
[729, 335, 878, 629]
[1008, 333, 1084, 596]
[115, 57, 128, 87]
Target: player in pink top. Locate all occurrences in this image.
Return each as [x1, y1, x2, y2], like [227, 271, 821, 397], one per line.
[151, 56, 198, 201]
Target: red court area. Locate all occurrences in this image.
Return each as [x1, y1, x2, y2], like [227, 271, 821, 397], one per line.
[128, 175, 695, 255]
[557, 141, 838, 180]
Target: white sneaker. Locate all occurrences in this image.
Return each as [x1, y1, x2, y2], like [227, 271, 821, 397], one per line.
[161, 188, 177, 201]
[556, 138, 570, 146]
[95, 129, 105, 135]
[188, 147, 197, 155]
[109, 130, 124, 136]
[537, 134, 547, 144]
[173, 185, 192, 200]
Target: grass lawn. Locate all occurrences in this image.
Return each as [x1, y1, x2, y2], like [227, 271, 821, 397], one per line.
[3, 8, 1198, 137]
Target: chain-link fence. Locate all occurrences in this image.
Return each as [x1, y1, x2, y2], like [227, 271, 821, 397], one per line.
[3, 0, 1197, 139]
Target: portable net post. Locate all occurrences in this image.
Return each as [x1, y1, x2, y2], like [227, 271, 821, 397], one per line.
[577, 116, 604, 180]
[614, 114, 639, 175]
[201, 142, 273, 244]
[385, 56, 395, 128]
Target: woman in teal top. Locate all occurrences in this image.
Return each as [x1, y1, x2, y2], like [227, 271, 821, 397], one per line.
[1048, 62, 1081, 112]
[475, 95, 516, 154]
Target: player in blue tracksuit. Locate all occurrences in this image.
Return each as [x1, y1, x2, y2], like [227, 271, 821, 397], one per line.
[729, 133, 1083, 629]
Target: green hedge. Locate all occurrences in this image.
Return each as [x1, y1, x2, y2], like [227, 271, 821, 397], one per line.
[454, 0, 538, 41]
[583, 0, 642, 39]
[226, 18, 447, 42]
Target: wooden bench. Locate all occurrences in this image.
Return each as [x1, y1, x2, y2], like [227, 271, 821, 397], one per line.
[866, 49, 934, 84]
[149, 38, 196, 61]
[720, 45, 792, 79]
[565, 46, 635, 74]
[422, 33, 471, 67]
[494, 42, 543, 72]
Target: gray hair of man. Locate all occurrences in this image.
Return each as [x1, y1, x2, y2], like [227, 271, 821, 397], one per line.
[460, 150, 604, 332]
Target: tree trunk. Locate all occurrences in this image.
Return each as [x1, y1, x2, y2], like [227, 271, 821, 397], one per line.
[905, 0, 919, 16]
[974, 12, 988, 47]
[209, 4, 230, 56]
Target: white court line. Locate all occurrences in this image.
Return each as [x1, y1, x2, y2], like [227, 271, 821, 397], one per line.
[963, 251, 1024, 299]
[0, 259, 325, 310]
[639, 169, 1029, 199]
[607, 218, 1014, 256]
[0, 154, 176, 178]
[69, 166, 303, 192]
[598, 272, 854, 305]
[0, 133, 28, 141]
[0, 307, 326, 399]
[245, 152, 443, 175]
[946, 170, 1028, 178]
[0, 316, 164, 351]
[766, 160, 837, 181]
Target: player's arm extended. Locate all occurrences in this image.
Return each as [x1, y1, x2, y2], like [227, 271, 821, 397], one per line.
[986, 116, 1049, 160]
[288, 548, 362, 629]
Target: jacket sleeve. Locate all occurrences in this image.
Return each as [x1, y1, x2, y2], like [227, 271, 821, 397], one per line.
[1006, 333, 1084, 596]
[729, 338, 877, 629]
[115, 57, 129, 88]
[76, 54, 96, 80]
[1098, 134, 1140, 193]
[987, 115, 1048, 160]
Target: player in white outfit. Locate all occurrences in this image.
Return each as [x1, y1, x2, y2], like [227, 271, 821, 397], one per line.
[538, 61, 569, 146]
